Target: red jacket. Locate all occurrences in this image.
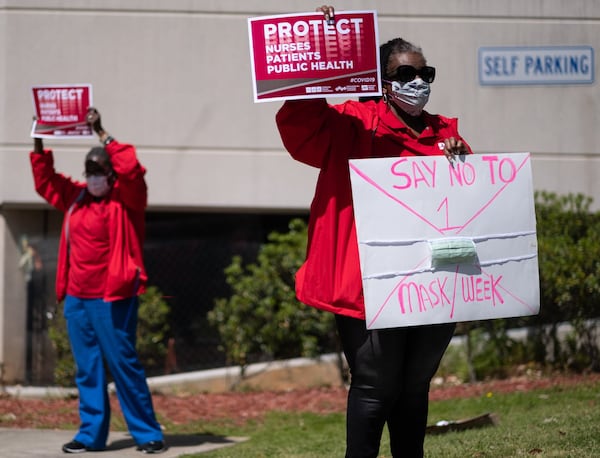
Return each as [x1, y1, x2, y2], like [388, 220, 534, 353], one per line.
[30, 140, 148, 302]
[276, 98, 472, 320]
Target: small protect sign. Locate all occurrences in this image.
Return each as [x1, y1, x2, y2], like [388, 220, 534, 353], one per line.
[31, 84, 94, 138]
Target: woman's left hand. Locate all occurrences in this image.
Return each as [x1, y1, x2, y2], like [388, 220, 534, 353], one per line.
[86, 107, 103, 134]
[443, 137, 469, 162]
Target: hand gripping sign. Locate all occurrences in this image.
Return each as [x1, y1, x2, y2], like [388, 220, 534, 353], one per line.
[31, 84, 93, 139]
[349, 153, 540, 329]
[248, 10, 381, 102]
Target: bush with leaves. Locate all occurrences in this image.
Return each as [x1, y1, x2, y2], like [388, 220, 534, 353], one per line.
[136, 286, 171, 373]
[532, 191, 600, 370]
[209, 218, 338, 376]
[48, 306, 74, 387]
[48, 286, 171, 386]
[440, 192, 600, 379]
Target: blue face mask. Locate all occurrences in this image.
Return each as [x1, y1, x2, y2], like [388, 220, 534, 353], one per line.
[386, 78, 431, 116]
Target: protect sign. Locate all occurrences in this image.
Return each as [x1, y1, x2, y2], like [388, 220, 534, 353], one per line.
[248, 10, 380, 102]
[31, 84, 93, 138]
[349, 153, 540, 329]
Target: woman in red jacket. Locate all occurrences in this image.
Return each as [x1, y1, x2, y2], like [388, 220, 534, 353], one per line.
[276, 6, 472, 457]
[31, 108, 165, 454]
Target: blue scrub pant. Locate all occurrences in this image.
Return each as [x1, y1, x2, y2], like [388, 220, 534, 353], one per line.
[335, 315, 456, 458]
[64, 295, 163, 450]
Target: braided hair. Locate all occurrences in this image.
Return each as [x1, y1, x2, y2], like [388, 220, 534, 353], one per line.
[379, 38, 423, 78]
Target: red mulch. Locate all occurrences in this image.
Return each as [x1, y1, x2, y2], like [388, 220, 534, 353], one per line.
[1, 372, 599, 429]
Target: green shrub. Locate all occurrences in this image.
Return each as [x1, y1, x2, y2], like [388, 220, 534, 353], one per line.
[454, 192, 600, 378]
[208, 195, 600, 382]
[136, 286, 171, 373]
[47, 286, 170, 386]
[532, 191, 600, 370]
[47, 306, 73, 387]
[208, 218, 338, 377]
[435, 341, 471, 382]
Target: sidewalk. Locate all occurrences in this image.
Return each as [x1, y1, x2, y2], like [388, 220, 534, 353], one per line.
[0, 355, 340, 457]
[0, 428, 247, 457]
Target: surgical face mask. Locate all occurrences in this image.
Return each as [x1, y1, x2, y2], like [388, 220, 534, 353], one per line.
[86, 175, 111, 197]
[385, 78, 431, 116]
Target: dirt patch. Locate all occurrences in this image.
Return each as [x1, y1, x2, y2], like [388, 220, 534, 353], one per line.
[1, 372, 598, 429]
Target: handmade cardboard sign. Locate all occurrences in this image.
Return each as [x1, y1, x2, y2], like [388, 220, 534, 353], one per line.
[31, 84, 93, 138]
[349, 153, 540, 329]
[248, 10, 380, 102]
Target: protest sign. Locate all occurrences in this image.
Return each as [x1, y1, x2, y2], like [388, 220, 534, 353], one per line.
[349, 153, 540, 329]
[31, 84, 93, 138]
[248, 10, 380, 102]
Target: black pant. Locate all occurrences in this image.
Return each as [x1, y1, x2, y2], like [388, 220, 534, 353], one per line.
[335, 315, 456, 458]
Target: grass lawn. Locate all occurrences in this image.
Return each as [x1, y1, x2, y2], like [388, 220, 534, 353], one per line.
[171, 379, 600, 458]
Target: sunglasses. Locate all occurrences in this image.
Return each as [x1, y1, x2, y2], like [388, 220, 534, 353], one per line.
[386, 65, 436, 84]
[83, 171, 109, 178]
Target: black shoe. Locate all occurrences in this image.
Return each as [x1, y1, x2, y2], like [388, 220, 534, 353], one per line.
[137, 440, 167, 454]
[62, 440, 87, 453]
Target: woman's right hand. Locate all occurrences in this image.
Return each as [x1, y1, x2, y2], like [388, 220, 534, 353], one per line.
[316, 5, 335, 22]
[86, 107, 103, 134]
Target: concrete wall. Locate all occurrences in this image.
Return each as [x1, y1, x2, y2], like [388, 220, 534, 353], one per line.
[2, 1, 599, 211]
[0, 0, 598, 383]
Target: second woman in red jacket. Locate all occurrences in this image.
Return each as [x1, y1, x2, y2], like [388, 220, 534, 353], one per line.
[30, 108, 165, 455]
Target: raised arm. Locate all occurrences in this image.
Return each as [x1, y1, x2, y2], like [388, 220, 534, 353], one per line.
[86, 107, 147, 210]
[30, 133, 83, 212]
